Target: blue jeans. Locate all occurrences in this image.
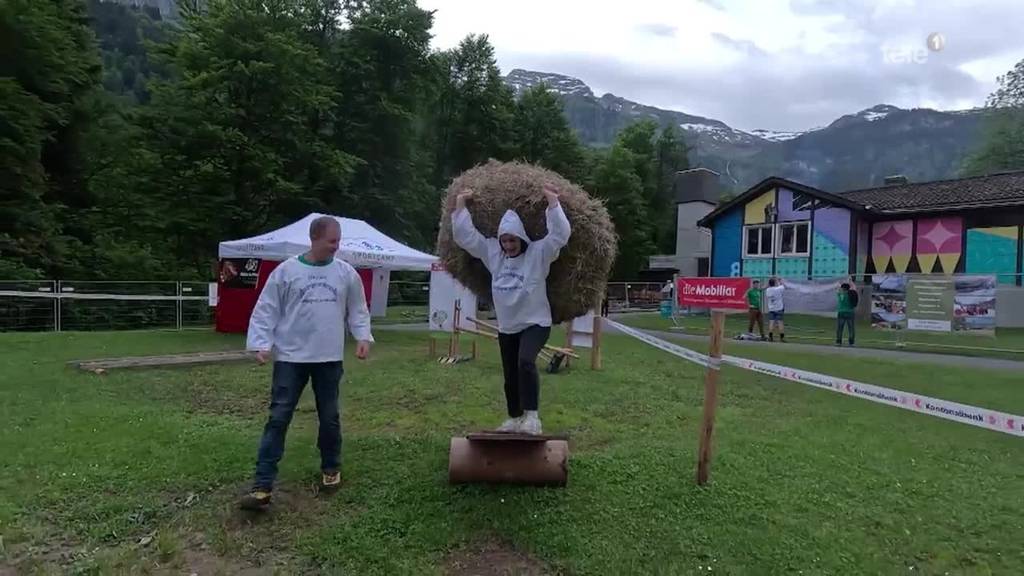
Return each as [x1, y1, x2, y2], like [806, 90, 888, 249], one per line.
[836, 312, 855, 345]
[253, 361, 343, 491]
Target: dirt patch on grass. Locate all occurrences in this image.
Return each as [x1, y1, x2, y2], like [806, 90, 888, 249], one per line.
[1, 481, 327, 575]
[154, 540, 276, 576]
[1, 533, 94, 574]
[444, 539, 554, 576]
[195, 480, 334, 570]
[223, 480, 330, 528]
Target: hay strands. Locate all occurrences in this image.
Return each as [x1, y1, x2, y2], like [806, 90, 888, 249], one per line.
[465, 317, 579, 359]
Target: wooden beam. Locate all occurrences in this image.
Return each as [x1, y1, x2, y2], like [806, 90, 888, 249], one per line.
[466, 317, 580, 359]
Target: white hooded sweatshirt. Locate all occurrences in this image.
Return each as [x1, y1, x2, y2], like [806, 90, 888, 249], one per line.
[452, 202, 571, 334]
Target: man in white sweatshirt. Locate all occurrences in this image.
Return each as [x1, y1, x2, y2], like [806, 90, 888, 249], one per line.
[452, 183, 571, 435]
[239, 216, 373, 510]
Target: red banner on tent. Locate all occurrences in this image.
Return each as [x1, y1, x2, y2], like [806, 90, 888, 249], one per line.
[676, 277, 751, 309]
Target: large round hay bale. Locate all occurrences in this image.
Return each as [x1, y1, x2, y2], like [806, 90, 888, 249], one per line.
[436, 160, 618, 325]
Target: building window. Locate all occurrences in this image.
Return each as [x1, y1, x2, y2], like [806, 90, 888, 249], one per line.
[777, 222, 810, 256]
[744, 225, 773, 257]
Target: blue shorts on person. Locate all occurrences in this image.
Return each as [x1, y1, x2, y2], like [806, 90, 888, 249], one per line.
[768, 311, 785, 321]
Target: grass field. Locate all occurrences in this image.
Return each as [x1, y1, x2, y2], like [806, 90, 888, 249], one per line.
[618, 311, 1024, 361]
[1, 327, 1023, 575]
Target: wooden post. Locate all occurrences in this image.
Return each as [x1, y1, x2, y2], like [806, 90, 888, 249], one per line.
[449, 299, 461, 358]
[429, 337, 437, 357]
[591, 314, 603, 370]
[696, 310, 725, 486]
[564, 321, 574, 369]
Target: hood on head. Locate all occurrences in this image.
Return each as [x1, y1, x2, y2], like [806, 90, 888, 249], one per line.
[497, 210, 530, 242]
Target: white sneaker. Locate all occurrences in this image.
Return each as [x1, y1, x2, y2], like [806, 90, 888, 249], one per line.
[497, 417, 522, 432]
[519, 413, 542, 435]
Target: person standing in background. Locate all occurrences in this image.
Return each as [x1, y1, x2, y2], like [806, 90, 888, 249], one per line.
[836, 282, 858, 346]
[765, 277, 786, 342]
[746, 279, 766, 340]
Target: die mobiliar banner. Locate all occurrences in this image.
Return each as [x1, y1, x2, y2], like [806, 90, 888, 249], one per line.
[676, 277, 752, 309]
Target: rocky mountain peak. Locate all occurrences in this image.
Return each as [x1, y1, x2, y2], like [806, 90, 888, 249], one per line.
[504, 69, 594, 98]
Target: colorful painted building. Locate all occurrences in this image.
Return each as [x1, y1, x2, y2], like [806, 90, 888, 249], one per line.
[696, 171, 1024, 285]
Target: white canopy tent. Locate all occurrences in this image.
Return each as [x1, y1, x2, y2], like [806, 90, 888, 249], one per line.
[218, 212, 437, 271]
[217, 213, 437, 320]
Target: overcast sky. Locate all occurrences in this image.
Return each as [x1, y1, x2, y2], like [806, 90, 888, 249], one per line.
[418, 0, 1024, 133]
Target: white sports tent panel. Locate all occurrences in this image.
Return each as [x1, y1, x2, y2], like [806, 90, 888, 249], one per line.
[218, 212, 437, 271]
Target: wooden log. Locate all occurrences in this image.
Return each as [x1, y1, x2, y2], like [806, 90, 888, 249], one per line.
[448, 436, 569, 486]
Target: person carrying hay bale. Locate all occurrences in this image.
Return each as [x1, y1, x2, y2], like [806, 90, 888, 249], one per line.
[451, 183, 570, 435]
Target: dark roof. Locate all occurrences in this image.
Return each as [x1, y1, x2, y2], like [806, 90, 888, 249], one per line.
[673, 168, 721, 205]
[838, 170, 1024, 213]
[697, 177, 868, 228]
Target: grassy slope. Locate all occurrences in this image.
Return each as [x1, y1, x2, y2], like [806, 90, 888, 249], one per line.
[1, 328, 1022, 575]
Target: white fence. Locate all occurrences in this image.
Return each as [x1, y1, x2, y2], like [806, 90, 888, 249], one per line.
[605, 282, 668, 311]
[0, 281, 213, 332]
[0, 279, 678, 332]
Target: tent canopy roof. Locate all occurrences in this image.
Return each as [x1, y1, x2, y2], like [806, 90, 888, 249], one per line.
[218, 213, 438, 271]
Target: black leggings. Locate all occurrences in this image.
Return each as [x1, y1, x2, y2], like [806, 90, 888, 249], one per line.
[497, 325, 551, 417]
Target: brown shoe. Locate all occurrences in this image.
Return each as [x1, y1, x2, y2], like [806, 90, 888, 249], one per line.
[239, 489, 272, 510]
[321, 470, 341, 490]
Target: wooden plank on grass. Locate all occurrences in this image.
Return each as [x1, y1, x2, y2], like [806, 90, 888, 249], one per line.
[71, 350, 255, 371]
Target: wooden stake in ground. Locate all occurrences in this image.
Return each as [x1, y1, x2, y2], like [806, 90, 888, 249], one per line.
[564, 321, 574, 369]
[449, 299, 461, 358]
[696, 310, 725, 486]
[591, 313, 603, 370]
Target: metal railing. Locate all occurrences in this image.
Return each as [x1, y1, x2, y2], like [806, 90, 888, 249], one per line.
[19, 274, 1010, 332]
[604, 282, 669, 312]
[0, 281, 213, 332]
[2, 278, 676, 332]
[387, 281, 429, 307]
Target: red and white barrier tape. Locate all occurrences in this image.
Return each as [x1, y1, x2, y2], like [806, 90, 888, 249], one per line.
[609, 320, 714, 369]
[605, 319, 1024, 437]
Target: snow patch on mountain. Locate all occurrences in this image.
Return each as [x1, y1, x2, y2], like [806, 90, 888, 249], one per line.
[856, 104, 902, 122]
[750, 129, 804, 142]
[504, 69, 594, 98]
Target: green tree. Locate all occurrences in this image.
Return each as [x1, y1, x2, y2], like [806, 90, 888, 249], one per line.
[0, 78, 51, 279]
[963, 58, 1024, 176]
[330, 0, 438, 247]
[510, 84, 585, 182]
[140, 0, 358, 275]
[432, 34, 516, 187]
[592, 145, 655, 279]
[604, 120, 690, 260]
[616, 120, 658, 198]
[86, 0, 169, 105]
[654, 125, 689, 252]
[0, 0, 103, 278]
